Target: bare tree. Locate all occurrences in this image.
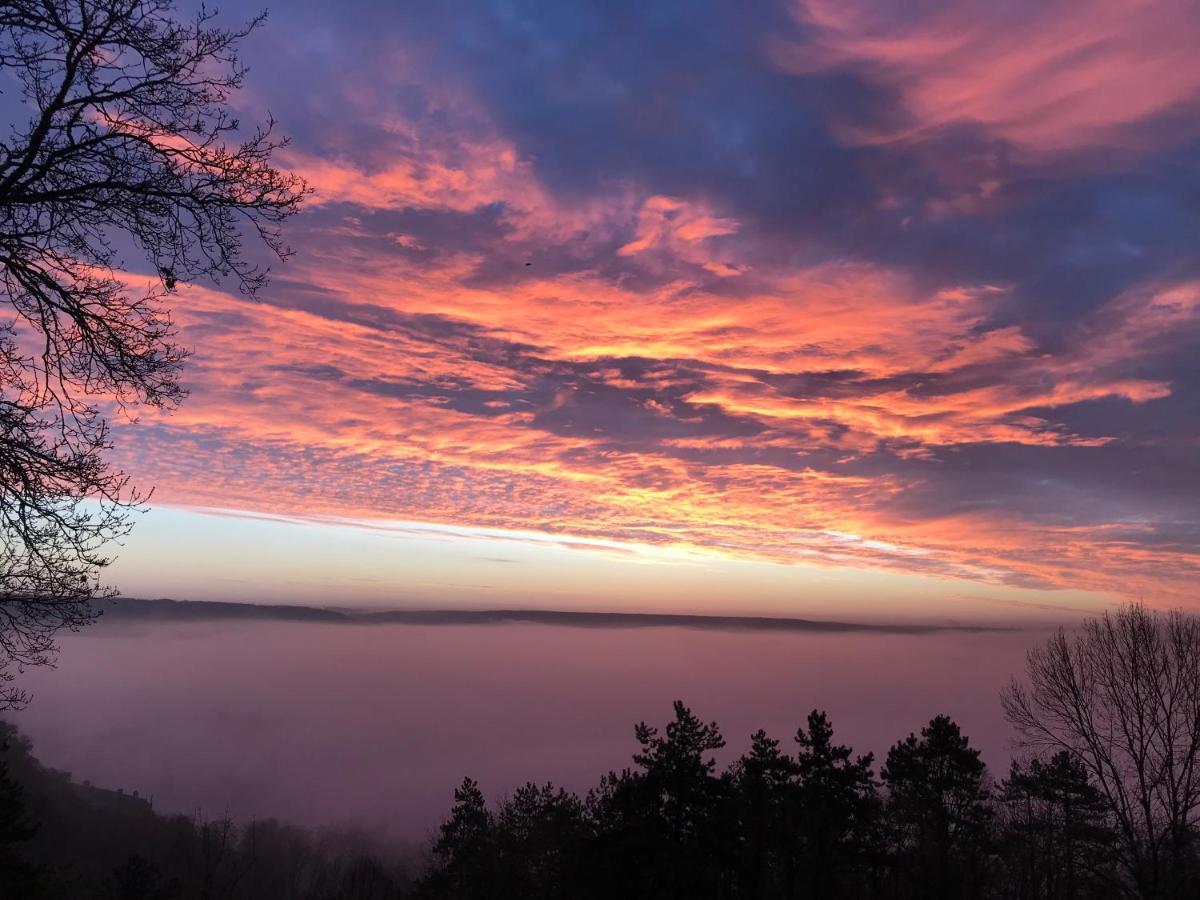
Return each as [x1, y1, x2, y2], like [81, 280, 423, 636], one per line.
[1003, 604, 1200, 898]
[0, 0, 306, 706]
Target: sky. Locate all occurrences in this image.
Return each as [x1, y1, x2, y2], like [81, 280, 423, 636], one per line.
[105, 0, 1200, 618]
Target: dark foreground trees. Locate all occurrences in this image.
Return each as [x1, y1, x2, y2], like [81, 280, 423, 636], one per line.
[0, 0, 306, 706]
[0, 719, 416, 899]
[417, 607, 1200, 900]
[1004, 604, 1200, 897]
[420, 704, 1000, 900]
[0, 698, 1148, 900]
[998, 751, 1118, 899]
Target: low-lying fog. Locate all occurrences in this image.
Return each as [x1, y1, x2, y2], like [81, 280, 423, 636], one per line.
[11, 608, 1051, 841]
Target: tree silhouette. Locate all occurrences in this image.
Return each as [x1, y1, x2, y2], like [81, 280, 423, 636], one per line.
[0, 0, 306, 706]
[314, 855, 403, 900]
[0, 731, 43, 896]
[727, 712, 881, 900]
[425, 777, 496, 900]
[492, 782, 588, 899]
[730, 729, 795, 898]
[882, 715, 995, 899]
[1003, 604, 1200, 897]
[587, 701, 732, 898]
[97, 854, 180, 900]
[790, 710, 880, 899]
[633, 700, 731, 896]
[999, 751, 1117, 899]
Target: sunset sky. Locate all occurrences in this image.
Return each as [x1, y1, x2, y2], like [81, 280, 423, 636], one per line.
[106, 0, 1200, 618]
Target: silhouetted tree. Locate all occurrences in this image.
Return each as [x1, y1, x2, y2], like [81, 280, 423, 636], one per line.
[730, 729, 795, 898]
[0, 0, 306, 706]
[587, 701, 732, 898]
[182, 812, 248, 900]
[0, 730, 44, 896]
[882, 715, 996, 899]
[233, 819, 312, 900]
[1003, 604, 1200, 897]
[789, 710, 880, 899]
[493, 782, 588, 899]
[422, 778, 496, 900]
[998, 752, 1117, 899]
[97, 854, 180, 900]
[313, 855, 404, 900]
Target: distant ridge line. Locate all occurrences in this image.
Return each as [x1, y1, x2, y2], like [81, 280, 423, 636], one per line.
[92, 596, 1019, 634]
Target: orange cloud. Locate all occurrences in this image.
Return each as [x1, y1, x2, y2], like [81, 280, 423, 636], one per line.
[105, 248, 1200, 605]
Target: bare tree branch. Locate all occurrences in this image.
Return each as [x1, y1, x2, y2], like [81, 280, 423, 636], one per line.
[1003, 604, 1200, 897]
[0, 0, 307, 707]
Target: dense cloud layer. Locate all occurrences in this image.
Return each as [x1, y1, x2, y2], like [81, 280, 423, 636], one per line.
[112, 0, 1200, 602]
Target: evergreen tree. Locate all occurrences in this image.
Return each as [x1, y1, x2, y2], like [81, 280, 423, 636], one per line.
[492, 782, 588, 899]
[790, 710, 880, 899]
[588, 701, 732, 899]
[422, 778, 496, 899]
[999, 752, 1118, 899]
[730, 729, 796, 898]
[882, 715, 996, 900]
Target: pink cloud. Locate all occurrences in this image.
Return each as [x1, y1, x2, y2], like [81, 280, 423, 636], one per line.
[618, 195, 741, 274]
[103, 256, 1200, 603]
[779, 0, 1200, 160]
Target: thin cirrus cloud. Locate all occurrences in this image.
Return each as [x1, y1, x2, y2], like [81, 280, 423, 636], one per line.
[107, 0, 1200, 608]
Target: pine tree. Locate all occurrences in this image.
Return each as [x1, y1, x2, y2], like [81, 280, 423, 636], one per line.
[422, 778, 496, 899]
[791, 710, 880, 899]
[999, 752, 1118, 899]
[730, 729, 795, 898]
[883, 715, 996, 899]
[590, 701, 732, 899]
[493, 782, 587, 898]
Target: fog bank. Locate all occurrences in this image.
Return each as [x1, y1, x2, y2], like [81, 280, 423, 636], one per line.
[12, 613, 1048, 839]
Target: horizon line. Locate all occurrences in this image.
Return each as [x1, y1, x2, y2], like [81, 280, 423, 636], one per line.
[91, 596, 1031, 635]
